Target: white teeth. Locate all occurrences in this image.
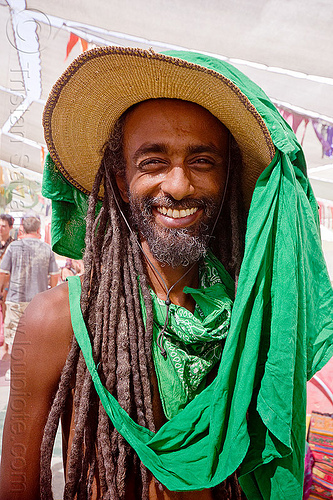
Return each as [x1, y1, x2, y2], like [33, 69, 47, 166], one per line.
[156, 207, 198, 219]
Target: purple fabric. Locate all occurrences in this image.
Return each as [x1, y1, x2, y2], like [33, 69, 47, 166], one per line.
[312, 122, 333, 157]
[327, 127, 333, 155]
[303, 442, 314, 500]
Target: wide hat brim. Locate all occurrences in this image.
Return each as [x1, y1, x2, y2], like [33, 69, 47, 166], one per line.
[43, 46, 275, 208]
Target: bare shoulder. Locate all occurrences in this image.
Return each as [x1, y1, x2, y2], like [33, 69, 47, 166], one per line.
[0, 285, 75, 498]
[25, 281, 72, 333]
[18, 282, 73, 381]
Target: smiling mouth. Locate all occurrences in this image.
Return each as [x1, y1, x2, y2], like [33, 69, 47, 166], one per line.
[156, 207, 199, 219]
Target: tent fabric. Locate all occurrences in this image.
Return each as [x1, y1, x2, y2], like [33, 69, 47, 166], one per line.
[43, 52, 333, 498]
[2, 1, 333, 188]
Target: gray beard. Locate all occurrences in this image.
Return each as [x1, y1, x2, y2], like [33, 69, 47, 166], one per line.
[128, 194, 220, 268]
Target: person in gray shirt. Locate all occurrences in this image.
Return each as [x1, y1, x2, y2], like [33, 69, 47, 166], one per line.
[0, 214, 59, 360]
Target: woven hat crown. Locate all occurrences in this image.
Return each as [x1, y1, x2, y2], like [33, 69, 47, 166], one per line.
[43, 46, 275, 208]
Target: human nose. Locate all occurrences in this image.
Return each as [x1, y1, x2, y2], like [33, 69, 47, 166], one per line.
[160, 166, 194, 200]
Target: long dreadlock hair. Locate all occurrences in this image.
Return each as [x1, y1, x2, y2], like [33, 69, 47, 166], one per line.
[40, 102, 247, 500]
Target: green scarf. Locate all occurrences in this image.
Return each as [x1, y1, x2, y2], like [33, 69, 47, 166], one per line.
[143, 251, 233, 420]
[45, 51, 333, 499]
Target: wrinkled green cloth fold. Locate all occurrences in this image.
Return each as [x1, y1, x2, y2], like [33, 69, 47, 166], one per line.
[45, 51, 333, 499]
[142, 251, 233, 420]
[42, 153, 100, 259]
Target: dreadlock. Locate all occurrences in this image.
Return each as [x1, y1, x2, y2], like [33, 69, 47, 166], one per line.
[40, 101, 247, 500]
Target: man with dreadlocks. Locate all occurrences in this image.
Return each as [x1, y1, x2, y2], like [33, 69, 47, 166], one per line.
[1, 48, 333, 500]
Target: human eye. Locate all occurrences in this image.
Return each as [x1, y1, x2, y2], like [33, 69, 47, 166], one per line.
[189, 156, 216, 170]
[137, 157, 167, 172]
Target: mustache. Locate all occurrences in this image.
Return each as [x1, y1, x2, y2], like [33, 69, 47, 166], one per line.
[137, 195, 216, 213]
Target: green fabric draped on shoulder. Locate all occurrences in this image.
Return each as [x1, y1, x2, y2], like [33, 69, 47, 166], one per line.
[43, 51, 333, 499]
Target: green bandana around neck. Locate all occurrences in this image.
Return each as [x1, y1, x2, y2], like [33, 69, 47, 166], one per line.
[141, 250, 233, 420]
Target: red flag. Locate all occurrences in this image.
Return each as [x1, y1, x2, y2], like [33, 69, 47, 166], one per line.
[66, 33, 89, 59]
[40, 146, 45, 166]
[66, 32, 79, 60]
[80, 38, 88, 52]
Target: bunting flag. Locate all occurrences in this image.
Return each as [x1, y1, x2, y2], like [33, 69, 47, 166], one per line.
[65, 33, 89, 60]
[80, 38, 88, 52]
[65, 32, 79, 59]
[300, 119, 309, 146]
[312, 122, 333, 158]
[277, 105, 333, 157]
[279, 109, 307, 135]
[40, 146, 46, 171]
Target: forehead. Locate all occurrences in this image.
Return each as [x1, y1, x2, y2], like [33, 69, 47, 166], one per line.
[0, 220, 9, 227]
[123, 99, 229, 150]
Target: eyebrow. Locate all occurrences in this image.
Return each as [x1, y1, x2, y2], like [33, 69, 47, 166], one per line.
[132, 142, 224, 163]
[132, 143, 168, 163]
[185, 144, 224, 157]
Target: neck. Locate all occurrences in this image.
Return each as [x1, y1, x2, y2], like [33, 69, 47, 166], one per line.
[21, 232, 39, 239]
[141, 240, 200, 312]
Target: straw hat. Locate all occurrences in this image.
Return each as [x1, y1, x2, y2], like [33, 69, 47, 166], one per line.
[43, 46, 275, 208]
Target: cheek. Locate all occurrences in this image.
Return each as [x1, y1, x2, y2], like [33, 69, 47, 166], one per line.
[197, 172, 226, 200]
[128, 174, 160, 199]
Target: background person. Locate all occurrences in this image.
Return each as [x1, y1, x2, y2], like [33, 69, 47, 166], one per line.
[0, 213, 14, 261]
[0, 214, 59, 373]
[60, 258, 77, 281]
[0, 213, 14, 357]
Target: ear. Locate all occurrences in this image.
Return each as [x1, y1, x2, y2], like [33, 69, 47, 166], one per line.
[115, 173, 129, 203]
